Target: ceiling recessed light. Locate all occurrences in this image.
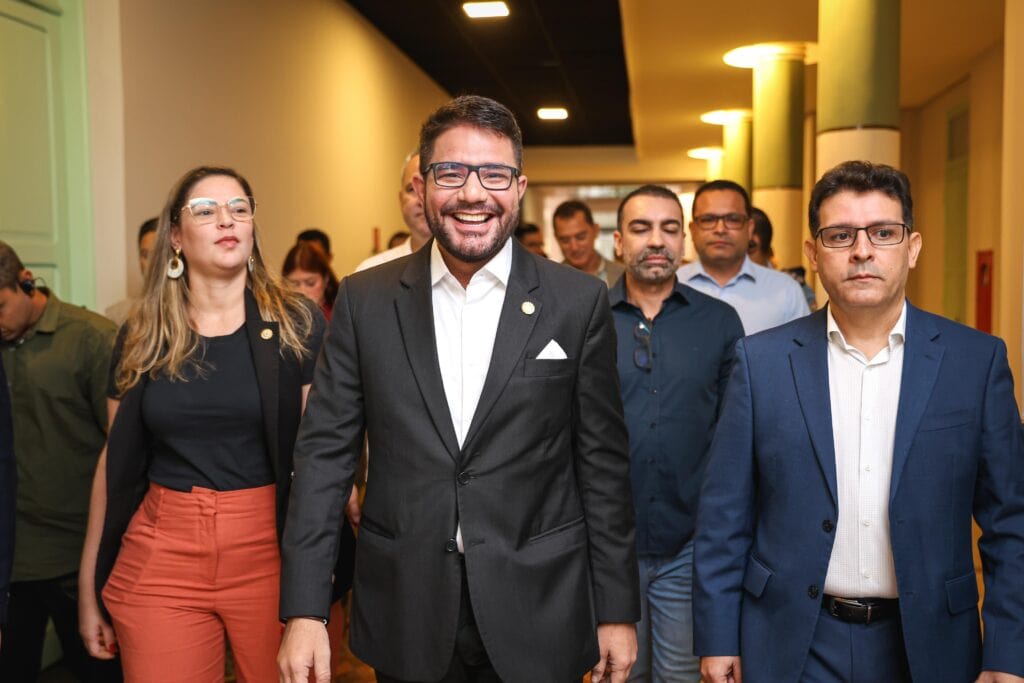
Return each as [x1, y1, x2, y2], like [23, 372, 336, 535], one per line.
[463, 2, 510, 19]
[537, 107, 569, 120]
[687, 147, 724, 160]
[700, 109, 752, 126]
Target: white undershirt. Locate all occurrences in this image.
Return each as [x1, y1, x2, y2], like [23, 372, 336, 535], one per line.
[823, 303, 906, 598]
[430, 238, 512, 552]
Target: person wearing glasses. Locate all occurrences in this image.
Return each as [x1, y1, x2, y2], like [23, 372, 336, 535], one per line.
[77, 166, 333, 682]
[608, 185, 742, 682]
[278, 95, 640, 683]
[677, 180, 809, 334]
[694, 161, 1024, 683]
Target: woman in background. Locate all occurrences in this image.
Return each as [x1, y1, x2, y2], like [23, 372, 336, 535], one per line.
[282, 241, 338, 321]
[77, 165, 342, 682]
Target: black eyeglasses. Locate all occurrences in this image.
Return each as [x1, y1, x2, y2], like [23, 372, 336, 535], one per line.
[816, 223, 908, 248]
[694, 213, 748, 231]
[633, 320, 652, 371]
[424, 162, 520, 191]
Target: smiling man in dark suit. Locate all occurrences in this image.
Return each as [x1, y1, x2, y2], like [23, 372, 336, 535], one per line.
[278, 95, 640, 683]
[694, 161, 1024, 683]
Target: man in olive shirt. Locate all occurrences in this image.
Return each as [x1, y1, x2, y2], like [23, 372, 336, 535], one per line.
[0, 241, 121, 681]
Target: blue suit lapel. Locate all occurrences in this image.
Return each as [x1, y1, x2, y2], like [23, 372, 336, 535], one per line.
[889, 304, 943, 501]
[789, 309, 838, 506]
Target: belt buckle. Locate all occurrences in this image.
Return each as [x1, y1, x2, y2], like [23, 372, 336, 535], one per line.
[833, 596, 870, 623]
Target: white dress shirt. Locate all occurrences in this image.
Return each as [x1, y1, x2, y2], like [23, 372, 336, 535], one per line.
[354, 239, 414, 273]
[823, 303, 906, 598]
[431, 238, 512, 551]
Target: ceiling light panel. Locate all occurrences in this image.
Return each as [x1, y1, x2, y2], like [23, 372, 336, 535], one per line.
[463, 2, 510, 19]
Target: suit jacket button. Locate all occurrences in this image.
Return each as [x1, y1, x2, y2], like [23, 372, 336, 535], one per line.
[822, 520, 834, 533]
[457, 471, 470, 486]
[445, 538, 458, 553]
[808, 585, 820, 599]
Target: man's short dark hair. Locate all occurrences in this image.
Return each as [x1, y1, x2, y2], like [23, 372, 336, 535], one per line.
[0, 240, 25, 291]
[809, 161, 913, 234]
[419, 95, 523, 172]
[297, 228, 331, 256]
[515, 223, 541, 239]
[552, 200, 595, 226]
[750, 207, 773, 253]
[692, 179, 752, 217]
[138, 217, 158, 245]
[616, 185, 684, 230]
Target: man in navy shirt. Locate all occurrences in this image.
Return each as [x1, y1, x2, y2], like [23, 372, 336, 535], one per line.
[609, 185, 743, 681]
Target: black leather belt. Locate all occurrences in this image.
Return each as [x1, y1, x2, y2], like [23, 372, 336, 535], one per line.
[822, 594, 899, 624]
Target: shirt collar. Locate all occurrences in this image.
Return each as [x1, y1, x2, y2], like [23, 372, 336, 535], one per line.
[34, 290, 59, 334]
[826, 300, 907, 351]
[684, 256, 757, 285]
[430, 237, 513, 288]
[609, 274, 691, 311]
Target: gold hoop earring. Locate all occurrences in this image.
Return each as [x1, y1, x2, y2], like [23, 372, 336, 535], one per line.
[167, 248, 184, 279]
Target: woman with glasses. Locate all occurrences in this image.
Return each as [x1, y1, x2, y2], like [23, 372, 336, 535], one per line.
[77, 166, 334, 682]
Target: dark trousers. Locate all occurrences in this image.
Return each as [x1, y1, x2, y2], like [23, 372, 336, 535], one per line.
[800, 605, 912, 683]
[0, 573, 123, 682]
[376, 562, 500, 683]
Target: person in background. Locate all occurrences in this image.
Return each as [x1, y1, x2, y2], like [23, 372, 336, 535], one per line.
[784, 265, 818, 311]
[282, 241, 339, 321]
[387, 231, 410, 250]
[514, 222, 547, 257]
[0, 241, 120, 682]
[356, 151, 432, 271]
[297, 228, 333, 264]
[747, 207, 775, 268]
[0, 356, 14, 648]
[553, 199, 624, 286]
[77, 166, 340, 683]
[105, 218, 159, 325]
[678, 180, 809, 334]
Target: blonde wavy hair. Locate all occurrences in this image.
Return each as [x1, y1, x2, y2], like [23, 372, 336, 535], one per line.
[114, 166, 314, 395]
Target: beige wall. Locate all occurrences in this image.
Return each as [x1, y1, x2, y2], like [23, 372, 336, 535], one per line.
[523, 146, 706, 185]
[1001, 0, 1024, 403]
[117, 0, 449, 285]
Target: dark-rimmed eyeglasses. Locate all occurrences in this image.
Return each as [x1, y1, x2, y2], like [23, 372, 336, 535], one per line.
[694, 213, 748, 231]
[816, 223, 908, 248]
[633, 320, 652, 372]
[182, 197, 256, 225]
[424, 162, 520, 191]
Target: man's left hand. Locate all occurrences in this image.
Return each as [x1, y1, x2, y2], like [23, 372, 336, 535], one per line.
[976, 672, 1024, 683]
[591, 622, 637, 683]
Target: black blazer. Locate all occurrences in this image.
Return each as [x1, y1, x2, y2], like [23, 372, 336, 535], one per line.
[0, 357, 15, 625]
[281, 240, 640, 682]
[94, 290, 352, 613]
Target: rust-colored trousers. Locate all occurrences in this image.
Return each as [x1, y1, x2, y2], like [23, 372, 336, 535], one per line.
[103, 483, 281, 683]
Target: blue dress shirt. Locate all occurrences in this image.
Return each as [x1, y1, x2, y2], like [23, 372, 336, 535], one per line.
[610, 278, 743, 557]
[676, 256, 810, 335]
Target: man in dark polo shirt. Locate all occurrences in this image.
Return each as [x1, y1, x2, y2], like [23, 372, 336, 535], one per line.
[609, 186, 743, 682]
[0, 241, 121, 681]
[1, 355, 14, 646]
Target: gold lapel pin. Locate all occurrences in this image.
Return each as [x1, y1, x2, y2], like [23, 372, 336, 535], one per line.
[260, 328, 274, 340]
[521, 301, 535, 315]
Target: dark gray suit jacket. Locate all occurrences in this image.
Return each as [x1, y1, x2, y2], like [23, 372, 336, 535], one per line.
[281, 239, 640, 682]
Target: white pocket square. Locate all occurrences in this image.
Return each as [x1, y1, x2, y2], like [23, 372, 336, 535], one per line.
[536, 339, 568, 360]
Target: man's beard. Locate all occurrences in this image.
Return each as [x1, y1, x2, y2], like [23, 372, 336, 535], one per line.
[626, 247, 679, 284]
[427, 200, 519, 264]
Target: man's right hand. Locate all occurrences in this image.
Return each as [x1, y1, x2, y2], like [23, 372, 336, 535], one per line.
[277, 617, 331, 683]
[78, 598, 117, 660]
[701, 655, 742, 682]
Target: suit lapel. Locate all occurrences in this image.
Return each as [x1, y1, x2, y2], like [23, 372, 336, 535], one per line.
[244, 289, 281, 478]
[394, 245, 462, 461]
[889, 304, 943, 500]
[789, 309, 839, 506]
[461, 244, 541, 454]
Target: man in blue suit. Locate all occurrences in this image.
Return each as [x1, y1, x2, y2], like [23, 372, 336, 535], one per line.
[694, 160, 1024, 683]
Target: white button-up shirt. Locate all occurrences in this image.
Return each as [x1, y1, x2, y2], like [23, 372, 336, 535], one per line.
[431, 238, 512, 551]
[823, 303, 906, 598]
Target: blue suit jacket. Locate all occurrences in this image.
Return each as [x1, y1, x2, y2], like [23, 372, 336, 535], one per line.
[0, 357, 15, 625]
[693, 304, 1024, 683]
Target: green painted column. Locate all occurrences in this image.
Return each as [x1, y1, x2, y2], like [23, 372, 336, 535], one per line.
[720, 111, 752, 191]
[752, 45, 805, 269]
[816, 0, 900, 175]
